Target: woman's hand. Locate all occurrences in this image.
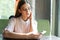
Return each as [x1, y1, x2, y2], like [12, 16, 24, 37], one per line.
[28, 13, 33, 32]
[27, 12, 32, 20]
[26, 32, 43, 38]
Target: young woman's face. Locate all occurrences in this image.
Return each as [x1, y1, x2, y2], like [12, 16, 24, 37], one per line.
[19, 3, 31, 18]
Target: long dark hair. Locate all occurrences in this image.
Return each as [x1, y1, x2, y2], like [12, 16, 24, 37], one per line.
[15, 0, 29, 18]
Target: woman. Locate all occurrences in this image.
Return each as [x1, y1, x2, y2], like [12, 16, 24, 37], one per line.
[3, 0, 40, 39]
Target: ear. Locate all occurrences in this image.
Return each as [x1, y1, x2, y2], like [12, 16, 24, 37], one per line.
[18, 9, 21, 13]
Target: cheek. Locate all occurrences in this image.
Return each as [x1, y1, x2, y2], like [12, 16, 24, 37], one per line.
[21, 11, 31, 16]
[22, 12, 26, 16]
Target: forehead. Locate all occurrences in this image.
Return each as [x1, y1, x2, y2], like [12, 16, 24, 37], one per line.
[21, 3, 30, 8]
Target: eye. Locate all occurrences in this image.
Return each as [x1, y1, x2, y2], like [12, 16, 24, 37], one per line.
[28, 7, 31, 10]
[23, 8, 31, 11]
[23, 8, 27, 11]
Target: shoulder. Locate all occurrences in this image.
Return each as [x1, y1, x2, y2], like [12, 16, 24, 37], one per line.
[32, 19, 37, 25]
[9, 17, 16, 23]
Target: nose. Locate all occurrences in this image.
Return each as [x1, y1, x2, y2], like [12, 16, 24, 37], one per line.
[26, 9, 29, 13]
[26, 9, 29, 12]
[26, 10, 30, 15]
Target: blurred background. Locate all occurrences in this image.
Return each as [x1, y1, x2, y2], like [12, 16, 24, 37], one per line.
[0, 0, 60, 40]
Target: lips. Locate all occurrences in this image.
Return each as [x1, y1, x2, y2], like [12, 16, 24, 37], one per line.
[26, 13, 29, 15]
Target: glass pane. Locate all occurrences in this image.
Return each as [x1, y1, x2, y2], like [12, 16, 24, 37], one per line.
[0, 0, 15, 19]
[35, 0, 50, 36]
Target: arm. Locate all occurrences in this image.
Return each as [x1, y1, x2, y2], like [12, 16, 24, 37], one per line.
[3, 30, 29, 38]
[28, 13, 38, 34]
[3, 30, 40, 39]
[3, 18, 16, 38]
[3, 30, 13, 38]
[32, 20, 38, 33]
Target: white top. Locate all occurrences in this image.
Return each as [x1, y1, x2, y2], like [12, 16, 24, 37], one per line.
[5, 17, 38, 33]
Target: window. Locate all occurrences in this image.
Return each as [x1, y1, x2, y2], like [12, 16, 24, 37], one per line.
[0, 0, 15, 19]
[0, 0, 35, 19]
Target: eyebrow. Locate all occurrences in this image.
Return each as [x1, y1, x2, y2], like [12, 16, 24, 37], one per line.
[22, 4, 30, 8]
[21, 6, 31, 10]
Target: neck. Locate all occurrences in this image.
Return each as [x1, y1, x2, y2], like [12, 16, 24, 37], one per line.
[21, 16, 28, 21]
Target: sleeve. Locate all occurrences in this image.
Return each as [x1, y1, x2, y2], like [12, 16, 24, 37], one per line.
[5, 18, 16, 32]
[32, 20, 38, 33]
